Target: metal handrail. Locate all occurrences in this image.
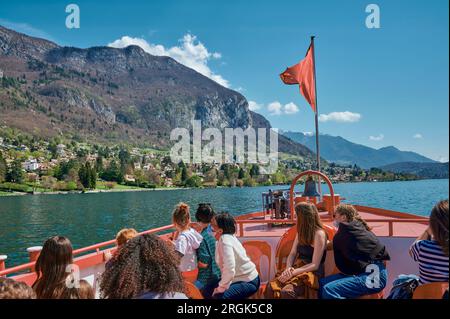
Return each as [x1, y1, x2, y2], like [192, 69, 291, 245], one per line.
[0, 224, 175, 277]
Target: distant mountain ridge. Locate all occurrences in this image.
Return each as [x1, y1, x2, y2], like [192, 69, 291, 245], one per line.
[0, 25, 314, 158]
[380, 162, 449, 179]
[281, 131, 436, 168]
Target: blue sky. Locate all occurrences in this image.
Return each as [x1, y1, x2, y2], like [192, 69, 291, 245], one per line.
[0, 0, 448, 161]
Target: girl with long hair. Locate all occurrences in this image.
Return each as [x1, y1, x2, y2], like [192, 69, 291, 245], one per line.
[267, 202, 327, 299]
[32, 236, 77, 299]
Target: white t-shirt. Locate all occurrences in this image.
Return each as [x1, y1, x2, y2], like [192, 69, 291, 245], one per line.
[174, 228, 203, 272]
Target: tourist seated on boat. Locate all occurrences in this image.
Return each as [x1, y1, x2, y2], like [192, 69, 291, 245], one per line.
[172, 202, 203, 273]
[319, 204, 391, 299]
[265, 202, 327, 299]
[32, 235, 95, 299]
[194, 203, 221, 299]
[211, 212, 260, 299]
[104, 228, 138, 268]
[409, 199, 449, 285]
[99, 233, 187, 299]
[0, 278, 36, 299]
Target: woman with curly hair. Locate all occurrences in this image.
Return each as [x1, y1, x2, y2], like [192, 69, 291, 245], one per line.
[99, 233, 188, 299]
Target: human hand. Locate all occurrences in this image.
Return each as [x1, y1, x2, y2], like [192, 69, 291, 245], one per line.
[279, 267, 294, 283]
[104, 249, 113, 261]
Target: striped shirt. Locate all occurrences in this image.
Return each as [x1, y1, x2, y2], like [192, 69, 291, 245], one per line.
[410, 240, 449, 284]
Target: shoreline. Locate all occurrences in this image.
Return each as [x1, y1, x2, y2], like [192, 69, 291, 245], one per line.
[0, 178, 447, 198]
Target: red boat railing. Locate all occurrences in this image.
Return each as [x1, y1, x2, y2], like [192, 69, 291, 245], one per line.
[0, 224, 175, 277]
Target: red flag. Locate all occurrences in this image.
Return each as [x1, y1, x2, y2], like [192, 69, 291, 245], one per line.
[280, 43, 316, 112]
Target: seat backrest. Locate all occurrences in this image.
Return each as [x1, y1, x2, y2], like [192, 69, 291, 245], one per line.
[242, 240, 272, 282]
[322, 224, 336, 241]
[275, 226, 297, 272]
[413, 282, 449, 299]
[184, 280, 204, 299]
[181, 268, 199, 284]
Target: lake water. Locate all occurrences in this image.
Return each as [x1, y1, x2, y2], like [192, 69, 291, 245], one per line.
[0, 179, 448, 267]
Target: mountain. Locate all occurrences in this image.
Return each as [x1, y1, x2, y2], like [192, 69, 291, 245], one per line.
[0, 25, 314, 158]
[380, 162, 449, 179]
[281, 131, 436, 168]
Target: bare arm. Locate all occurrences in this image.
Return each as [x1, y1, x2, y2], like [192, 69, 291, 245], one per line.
[285, 234, 299, 269]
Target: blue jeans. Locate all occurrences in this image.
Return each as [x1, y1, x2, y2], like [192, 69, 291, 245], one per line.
[319, 262, 387, 299]
[195, 278, 220, 299]
[215, 276, 260, 300]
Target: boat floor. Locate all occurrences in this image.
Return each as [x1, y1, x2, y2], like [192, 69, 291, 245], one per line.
[241, 210, 427, 238]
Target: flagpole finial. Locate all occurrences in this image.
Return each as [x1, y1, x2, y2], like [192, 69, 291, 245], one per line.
[311, 35, 315, 41]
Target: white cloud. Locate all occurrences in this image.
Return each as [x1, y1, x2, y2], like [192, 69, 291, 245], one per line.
[265, 101, 300, 115]
[413, 133, 423, 139]
[284, 102, 299, 114]
[369, 134, 384, 141]
[108, 34, 229, 87]
[318, 111, 361, 123]
[248, 101, 262, 111]
[267, 102, 283, 115]
[438, 157, 448, 163]
[303, 132, 314, 136]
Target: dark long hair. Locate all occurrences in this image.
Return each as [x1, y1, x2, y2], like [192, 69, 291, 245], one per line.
[430, 200, 449, 257]
[99, 234, 184, 299]
[32, 236, 73, 299]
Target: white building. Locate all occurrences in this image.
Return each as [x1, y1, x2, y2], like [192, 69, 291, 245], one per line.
[23, 158, 40, 171]
[56, 144, 66, 156]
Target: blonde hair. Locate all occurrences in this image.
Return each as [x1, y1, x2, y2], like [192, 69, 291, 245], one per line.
[172, 202, 191, 228]
[116, 228, 138, 247]
[335, 204, 371, 231]
[295, 202, 324, 246]
[67, 279, 95, 299]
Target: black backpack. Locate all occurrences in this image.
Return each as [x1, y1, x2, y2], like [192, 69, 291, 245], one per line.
[387, 277, 419, 299]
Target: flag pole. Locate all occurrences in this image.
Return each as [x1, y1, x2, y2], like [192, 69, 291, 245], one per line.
[311, 36, 322, 193]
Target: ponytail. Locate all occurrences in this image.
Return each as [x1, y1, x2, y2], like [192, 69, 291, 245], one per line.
[172, 202, 191, 228]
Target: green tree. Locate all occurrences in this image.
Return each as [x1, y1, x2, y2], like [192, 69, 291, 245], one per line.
[6, 160, 24, 184]
[238, 167, 245, 179]
[181, 166, 188, 183]
[101, 160, 124, 184]
[78, 162, 97, 189]
[95, 156, 104, 175]
[0, 152, 7, 183]
[184, 175, 202, 188]
[250, 164, 260, 178]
